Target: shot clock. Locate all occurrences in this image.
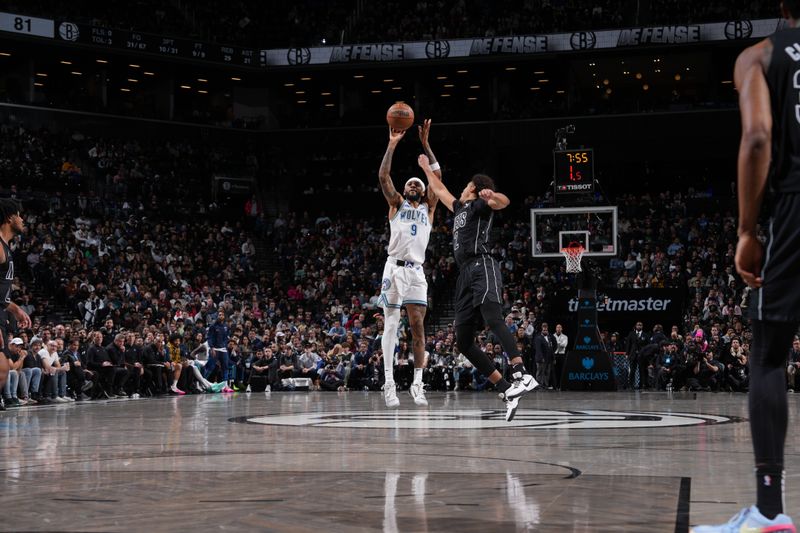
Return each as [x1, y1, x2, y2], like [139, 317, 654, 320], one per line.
[554, 149, 595, 195]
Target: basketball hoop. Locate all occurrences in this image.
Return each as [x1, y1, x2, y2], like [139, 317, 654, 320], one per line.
[561, 242, 585, 273]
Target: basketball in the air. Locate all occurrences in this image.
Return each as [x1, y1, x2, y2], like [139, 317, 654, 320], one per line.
[386, 102, 414, 131]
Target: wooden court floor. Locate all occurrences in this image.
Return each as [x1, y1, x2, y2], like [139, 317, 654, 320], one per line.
[1, 390, 796, 532]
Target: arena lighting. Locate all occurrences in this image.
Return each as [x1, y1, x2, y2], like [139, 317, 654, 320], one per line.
[721, 80, 733, 84]
[297, 100, 307, 103]
[534, 70, 546, 74]
[505, 66, 517, 71]
[231, 77, 241, 81]
[469, 85, 480, 89]
[353, 74, 364, 78]
[467, 97, 477, 101]
[324, 103, 334, 107]
[96, 59, 108, 64]
[440, 93, 451, 97]
[444, 84, 454, 87]
[370, 89, 381, 93]
[197, 78, 208, 82]
[456, 69, 468, 73]
[129, 64, 140, 68]
[539, 79, 549, 83]
[643, 84, 650, 90]
[284, 82, 295, 87]
[120, 88, 131, 92]
[674, 74, 682, 81]
[391, 86, 402, 90]
[35, 73, 47, 77]
[530, 87, 541, 91]
[34, 82, 43, 87]
[603, 79, 610, 85]
[0, 52, 11, 57]
[383, 79, 394, 82]
[635, 73, 642, 79]
[180, 85, 191, 89]
[198, 89, 208, 94]
[70, 71, 82, 75]
[127, 78, 138, 83]
[295, 90, 305, 94]
[436, 76, 447, 79]
[557, 90, 565, 94]
[60, 60, 72, 65]
[143, 71, 154, 76]
[320, 92, 331, 96]
[300, 76, 311, 80]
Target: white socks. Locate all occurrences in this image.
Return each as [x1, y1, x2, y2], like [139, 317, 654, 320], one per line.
[413, 368, 423, 385]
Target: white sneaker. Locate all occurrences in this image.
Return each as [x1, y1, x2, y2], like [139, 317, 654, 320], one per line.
[409, 383, 428, 406]
[499, 380, 531, 422]
[690, 505, 795, 533]
[54, 396, 70, 403]
[516, 374, 539, 393]
[132, 393, 141, 399]
[383, 382, 400, 408]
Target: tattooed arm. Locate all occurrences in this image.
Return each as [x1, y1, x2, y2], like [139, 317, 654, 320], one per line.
[379, 128, 406, 213]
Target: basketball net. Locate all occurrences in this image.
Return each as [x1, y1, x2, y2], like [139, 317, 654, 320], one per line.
[561, 242, 585, 273]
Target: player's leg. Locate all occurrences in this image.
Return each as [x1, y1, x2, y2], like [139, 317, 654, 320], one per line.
[404, 266, 429, 405]
[475, 257, 537, 390]
[0, 352, 8, 410]
[406, 303, 428, 406]
[379, 263, 402, 407]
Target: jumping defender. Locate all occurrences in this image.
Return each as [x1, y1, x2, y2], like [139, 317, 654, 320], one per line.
[417, 155, 537, 422]
[692, 2, 800, 531]
[0, 199, 32, 411]
[378, 120, 440, 408]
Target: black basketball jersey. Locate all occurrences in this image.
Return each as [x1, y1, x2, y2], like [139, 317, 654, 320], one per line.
[767, 29, 800, 192]
[451, 197, 494, 267]
[0, 238, 14, 306]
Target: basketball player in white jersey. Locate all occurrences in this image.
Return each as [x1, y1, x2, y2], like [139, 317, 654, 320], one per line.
[378, 119, 440, 408]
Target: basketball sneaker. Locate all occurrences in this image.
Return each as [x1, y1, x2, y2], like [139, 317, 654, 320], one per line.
[500, 379, 532, 422]
[513, 372, 540, 393]
[383, 382, 400, 408]
[410, 383, 428, 406]
[690, 506, 796, 533]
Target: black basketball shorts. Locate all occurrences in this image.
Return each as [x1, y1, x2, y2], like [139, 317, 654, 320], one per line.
[454, 255, 503, 327]
[749, 192, 800, 323]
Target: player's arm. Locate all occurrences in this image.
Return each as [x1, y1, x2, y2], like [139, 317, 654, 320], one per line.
[478, 189, 510, 210]
[378, 128, 406, 211]
[734, 39, 772, 289]
[417, 154, 456, 213]
[418, 119, 441, 210]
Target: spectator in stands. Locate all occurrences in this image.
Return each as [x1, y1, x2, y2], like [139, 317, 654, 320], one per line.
[625, 321, 650, 390]
[535, 323, 556, 390]
[553, 323, 568, 390]
[787, 338, 800, 393]
[40, 340, 71, 403]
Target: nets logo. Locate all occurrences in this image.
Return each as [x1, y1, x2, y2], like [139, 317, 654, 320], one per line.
[570, 32, 596, 50]
[286, 47, 311, 65]
[425, 40, 451, 59]
[724, 21, 753, 40]
[58, 22, 79, 42]
[240, 409, 737, 430]
[381, 278, 392, 291]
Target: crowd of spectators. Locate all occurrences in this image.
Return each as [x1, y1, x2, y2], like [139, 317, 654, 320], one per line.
[6, 0, 780, 50]
[0, 118, 790, 410]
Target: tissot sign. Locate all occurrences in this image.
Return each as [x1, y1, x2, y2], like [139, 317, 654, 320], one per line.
[554, 289, 685, 332]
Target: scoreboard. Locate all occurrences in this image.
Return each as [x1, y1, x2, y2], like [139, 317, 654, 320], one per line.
[553, 149, 594, 195]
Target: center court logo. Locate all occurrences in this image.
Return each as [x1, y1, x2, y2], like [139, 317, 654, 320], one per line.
[239, 409, 736, 430]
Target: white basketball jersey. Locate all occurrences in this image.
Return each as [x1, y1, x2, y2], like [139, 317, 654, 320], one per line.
[387, 200, 431, 265]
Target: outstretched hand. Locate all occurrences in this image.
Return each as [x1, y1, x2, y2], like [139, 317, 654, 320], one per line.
[417, 154, 431, 170]
[388, 127, 406, 145]
[418, 118, 431, 146]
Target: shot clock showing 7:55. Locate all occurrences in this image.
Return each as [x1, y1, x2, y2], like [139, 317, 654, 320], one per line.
[553, 148, 595, 195]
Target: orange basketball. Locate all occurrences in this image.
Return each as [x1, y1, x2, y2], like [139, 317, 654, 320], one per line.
[386, 102, 414, 131]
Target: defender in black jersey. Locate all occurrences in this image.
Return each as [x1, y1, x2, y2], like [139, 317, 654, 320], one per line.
[0, 199, 32, 412]
[417, 154, 537, 422]
[692, 3, 800, 532]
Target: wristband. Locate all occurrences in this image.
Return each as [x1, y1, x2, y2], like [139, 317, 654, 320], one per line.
[430, 162, 441, 171]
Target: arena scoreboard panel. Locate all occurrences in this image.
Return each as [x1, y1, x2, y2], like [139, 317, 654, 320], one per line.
[553, 149, 594, 195]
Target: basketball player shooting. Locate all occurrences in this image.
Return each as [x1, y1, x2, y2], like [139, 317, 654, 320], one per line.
[692, 2, 800, 532]
[417, 155, 537, 422]
[377, 119, 440, 408]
